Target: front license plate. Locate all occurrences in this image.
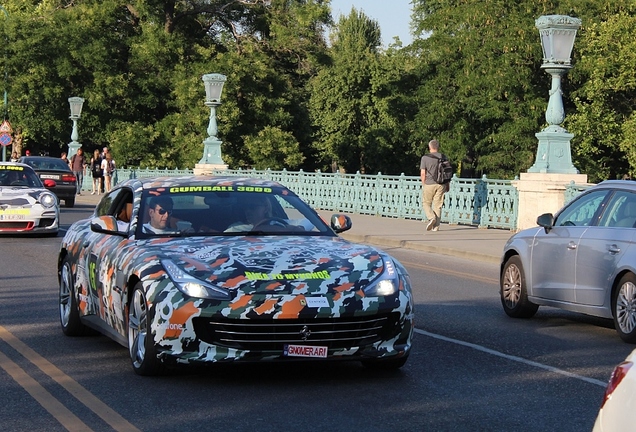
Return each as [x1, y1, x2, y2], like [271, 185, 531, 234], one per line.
[0, 214, 26, 220]
[284, 344, 328, 358]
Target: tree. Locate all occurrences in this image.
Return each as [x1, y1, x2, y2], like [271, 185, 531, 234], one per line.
[309, 8, 417, 174]
[567, 3, 636, 181]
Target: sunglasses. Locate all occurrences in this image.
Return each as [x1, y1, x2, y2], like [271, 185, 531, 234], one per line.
[153, 207, 172, 215]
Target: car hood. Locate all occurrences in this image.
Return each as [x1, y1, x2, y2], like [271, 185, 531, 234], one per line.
[0, 187, 49, 205]
[143, 235, 386, 295]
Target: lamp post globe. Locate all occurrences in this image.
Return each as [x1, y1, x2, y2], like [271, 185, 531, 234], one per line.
[67, 96, 85, 159]
[528, 15, 581, 174]
[199, 73, 227, 166]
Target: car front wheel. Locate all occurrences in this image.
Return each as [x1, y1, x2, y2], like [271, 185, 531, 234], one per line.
[128, 283, 164, 376]
[500, 255, 538, 318]
[613, 273, 636, 343]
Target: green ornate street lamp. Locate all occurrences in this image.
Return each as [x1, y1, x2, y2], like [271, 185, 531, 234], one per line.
[528, 15, 581, 174]
[199, 73, 227, 165]
[67, 96, 85, 159]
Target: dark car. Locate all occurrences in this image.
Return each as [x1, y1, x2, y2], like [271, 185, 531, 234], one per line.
[58, 176, 414, 375]
[19, 156, 77, 207]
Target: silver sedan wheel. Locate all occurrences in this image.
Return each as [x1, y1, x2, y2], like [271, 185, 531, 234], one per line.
[616, 281, 636, 335]
[502, 263, 522, 309]
[128, 288, 148, 369]
[59, 261, 73, 328]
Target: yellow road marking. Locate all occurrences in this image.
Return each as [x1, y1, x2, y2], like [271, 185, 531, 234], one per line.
[0, 325, 141, 432]
[0, 349, 92, 431]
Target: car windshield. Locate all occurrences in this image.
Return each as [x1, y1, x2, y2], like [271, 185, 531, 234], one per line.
[0, 165, 44, 187]
[23, 157, 71, 171]
[136, 185, 334, 238]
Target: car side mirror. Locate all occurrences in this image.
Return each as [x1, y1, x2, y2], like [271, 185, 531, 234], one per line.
[43, 179, 57, 188]
[537, 213, 555, 233]
[90, 215, 127, 236]
[331, 214, 352, 233]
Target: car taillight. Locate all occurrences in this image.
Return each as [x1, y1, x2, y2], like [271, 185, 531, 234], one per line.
[600, 361, 633, 408]
[62, 174, 76, 182]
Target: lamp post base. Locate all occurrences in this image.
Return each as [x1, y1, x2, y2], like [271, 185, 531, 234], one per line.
[527, 126, 578, 174]
[194, 163, 228, 175]
[68, 141, 81, 159]
[198, 137, 226, 165]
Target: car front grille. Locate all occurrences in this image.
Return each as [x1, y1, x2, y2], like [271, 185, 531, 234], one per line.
[192, 313, 401, 351]
[0, 221, 34, 231]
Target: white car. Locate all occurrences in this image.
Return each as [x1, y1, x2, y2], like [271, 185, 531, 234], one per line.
[593, 348, 636, 431]
[0, 162, 59, 235]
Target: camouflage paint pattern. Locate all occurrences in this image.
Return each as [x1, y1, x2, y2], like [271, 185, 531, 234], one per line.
[59, 176, 414, 365]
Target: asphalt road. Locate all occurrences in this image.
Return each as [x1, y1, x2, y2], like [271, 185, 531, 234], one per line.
[0, 203, 631, 431]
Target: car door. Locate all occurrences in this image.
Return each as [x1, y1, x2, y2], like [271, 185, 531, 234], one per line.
[79, 188, 132, 329]
[575, 190, 636, 306]
[530, 189, 610, 302]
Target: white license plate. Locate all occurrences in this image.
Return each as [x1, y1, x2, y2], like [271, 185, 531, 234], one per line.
[0, 214, 26, 220]
[40, 174, 59, 179]
[283, 344, 328, 358]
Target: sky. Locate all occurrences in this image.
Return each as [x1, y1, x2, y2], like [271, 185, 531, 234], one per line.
[329, 0, 414, 46]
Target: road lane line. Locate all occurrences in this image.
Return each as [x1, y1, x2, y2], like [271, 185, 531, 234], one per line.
[0, 325, 141, 432]
[414, 328, 608, 387]
[0, 349, 92, 431]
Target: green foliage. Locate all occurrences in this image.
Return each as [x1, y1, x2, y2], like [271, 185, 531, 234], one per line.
[244, 126, 304, 170]
[567, 3, 636, 181]
[1, 0, 635, 183]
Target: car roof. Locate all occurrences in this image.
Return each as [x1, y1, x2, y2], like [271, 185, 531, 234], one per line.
[593, 180, 636, 191]
[125, 176, 287, 191]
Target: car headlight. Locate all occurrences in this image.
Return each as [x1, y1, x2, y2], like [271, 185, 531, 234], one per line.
[363, 258, 399, 296]
[162, 259, 231, 300]
[38, 192, 57, 208]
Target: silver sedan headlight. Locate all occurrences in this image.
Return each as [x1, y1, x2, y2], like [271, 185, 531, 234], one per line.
[38, 192, 57, 208]
[162, 259, 231, 300]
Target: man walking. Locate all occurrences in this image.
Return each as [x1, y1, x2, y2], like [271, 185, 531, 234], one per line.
[70, 147, 87, 195]
[420, 139, 449, 232]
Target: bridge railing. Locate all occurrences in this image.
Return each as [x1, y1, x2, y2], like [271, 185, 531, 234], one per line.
[78, 167, 591, 231]
[113, 168, 520, 230]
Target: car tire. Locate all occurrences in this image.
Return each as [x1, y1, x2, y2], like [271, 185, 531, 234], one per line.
[64, 198, 75, 208]
[362, 354, 409, 370]
[128, 283, 165, 376]
[613, 273, 636, 343]
[500, 255, 539, 318]
[59, 256, 93, 336]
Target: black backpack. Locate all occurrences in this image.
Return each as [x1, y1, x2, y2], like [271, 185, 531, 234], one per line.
[428, 154, 454, 184]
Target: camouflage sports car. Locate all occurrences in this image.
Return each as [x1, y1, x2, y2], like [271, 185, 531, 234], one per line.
[0, 162, 59, 235]
[58, 176, 414, 375]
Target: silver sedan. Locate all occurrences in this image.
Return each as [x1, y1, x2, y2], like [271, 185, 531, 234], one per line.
[500, 180, 636, 342]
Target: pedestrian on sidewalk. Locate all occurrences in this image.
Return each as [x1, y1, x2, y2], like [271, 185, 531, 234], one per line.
[90, 149, 103, 194]
[420, 139, 449, 232]
[70, 147, 87, 195]
[101, 152, 115, 192]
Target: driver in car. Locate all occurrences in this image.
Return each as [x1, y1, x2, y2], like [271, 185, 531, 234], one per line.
[224, 195, 273, 232]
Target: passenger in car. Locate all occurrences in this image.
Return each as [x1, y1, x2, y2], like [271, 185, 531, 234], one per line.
[142, 196, 175, 234]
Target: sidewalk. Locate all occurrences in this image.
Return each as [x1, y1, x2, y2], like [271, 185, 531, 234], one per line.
[75, 194, 513, 265]
[317, 211, 512, 265]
